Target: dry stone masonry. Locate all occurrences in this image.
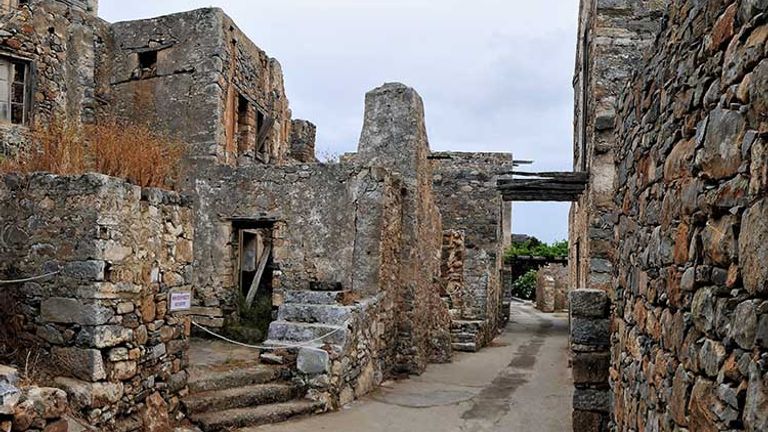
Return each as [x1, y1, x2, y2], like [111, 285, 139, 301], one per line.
[611, 1, 768, 430]
[0, 173, 193, 430]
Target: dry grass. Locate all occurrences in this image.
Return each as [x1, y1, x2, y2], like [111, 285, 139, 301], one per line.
[0, 117, 185, 189]
[85, 118, 184, 189]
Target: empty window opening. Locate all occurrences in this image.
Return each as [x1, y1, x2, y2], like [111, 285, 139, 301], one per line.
[234, 220, 276, 340]
[0, 58, 29, 125]
[236, 95, 255, 156]
[137, 50, 158, 79]
[255, 109, 273, 163]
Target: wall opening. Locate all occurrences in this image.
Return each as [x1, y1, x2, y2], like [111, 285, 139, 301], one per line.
[137, 50, 158, 79]
[232, 219, 276, 341]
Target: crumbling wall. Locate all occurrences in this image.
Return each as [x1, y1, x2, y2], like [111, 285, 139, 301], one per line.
[432, 152, 514, 351]
[569, 0, 666, 294]
[192, 163, 401, 326]
[612, 1, 768, 430]
[536, 263, 568, 313]
[0, 173, 193, 431]
[110, 8, 296, 167]
[0, 1, 111, 150]
[358, 83, 452, 372]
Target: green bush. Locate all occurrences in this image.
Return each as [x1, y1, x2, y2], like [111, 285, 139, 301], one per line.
[504, 239, 568, 261]
[511, 269, 537, 300]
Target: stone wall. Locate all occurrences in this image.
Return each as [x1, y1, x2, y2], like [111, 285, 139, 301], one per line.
[432, 152, 514, 351]
[0, 173, 193, 431]
[535, 263, 569, 313]
[569, 0, 666, 294]
[612, 1, 768, 430]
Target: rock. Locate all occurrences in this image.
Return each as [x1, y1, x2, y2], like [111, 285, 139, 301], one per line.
[572, 352, 610, 385]
[699, 108, 745, 180]
[52, 347, 106, 382]
[745, 363, 768, 431]
[76, 325, 132, 348]
[111, 361, 137, 381]
[573, 388, 609, 413]
[41, 297, 114, 325]
[569, 290, 609, 318]
[571, 317, 610, 347]
[0, 366, 19, 386]
[13, 387, 68, 430]
[741, 199, 768, 295]
[0, 383, 21, 415]
[54, 377, 123, 410]
[260, 353, 284, 365]
[141, 392, 171, 432]
[729, 300, 758, 349]
[297, 347, 330, 375]
[670, 365, 690, 426]
[699, 339, 726, 377]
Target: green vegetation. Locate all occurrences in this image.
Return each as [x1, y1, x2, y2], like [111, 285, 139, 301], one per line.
[511, 269, 537, 300]
[504, 239, 568, 261]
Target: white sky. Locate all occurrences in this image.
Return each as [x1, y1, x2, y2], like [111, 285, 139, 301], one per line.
[100, 0, 578, 243]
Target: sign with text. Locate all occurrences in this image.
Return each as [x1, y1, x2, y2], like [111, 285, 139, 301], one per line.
[169, 291, 192, 312]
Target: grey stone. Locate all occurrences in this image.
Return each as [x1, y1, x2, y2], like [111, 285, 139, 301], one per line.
[297, 347, 330, 375]
[573, 388, 609, 413]
[0, 382, 21, 415]
[730, 300, 758, 350]
[41, 297, 114, 325]
[741, 199, 768, 295]
[569, 290, 609, 318]
[570, 317, 610, 347]
[0, 365, 19, 386]
[54, 377, 123, 410]
[76, 325, 133, 348]
[744, 363, 768, 431]
[52, 347, 106, 382]
[699, 339, 726, 377]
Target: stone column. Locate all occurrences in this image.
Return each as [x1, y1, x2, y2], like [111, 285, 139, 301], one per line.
[569, 289, 610, 432]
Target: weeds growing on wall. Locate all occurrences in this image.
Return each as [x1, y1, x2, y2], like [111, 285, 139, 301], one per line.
[0, 117, 184, 189]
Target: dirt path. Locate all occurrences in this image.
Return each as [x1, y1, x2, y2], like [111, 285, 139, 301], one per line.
[253, 303, 573, 432]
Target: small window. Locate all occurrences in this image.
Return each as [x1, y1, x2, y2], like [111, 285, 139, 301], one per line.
[137, 50, 158, 79]
[0, 58, 29, 125]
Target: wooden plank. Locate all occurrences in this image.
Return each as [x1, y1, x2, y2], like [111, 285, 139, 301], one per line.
[245, 244, 272, 308]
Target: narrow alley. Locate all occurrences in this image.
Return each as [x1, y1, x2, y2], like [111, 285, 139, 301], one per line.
[250, 304, 573, 432]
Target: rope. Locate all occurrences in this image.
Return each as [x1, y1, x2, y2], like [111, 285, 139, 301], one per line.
[0, 271, 60, 285]
[191, 320, 350, 350]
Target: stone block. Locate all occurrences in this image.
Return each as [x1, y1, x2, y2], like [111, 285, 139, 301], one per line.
[573, 388, 609, 413]
[569, 290, 609, 318]
[0, 382, 20, 415]
[570, 317, 610, 347]
[76, 325, 132, 348]
[52, 347, 106, 382]
[0, 365, 19, 386]
[572, 352, 610, 386]
[41, 298, 114, 326]
[572, 410, 607, 432]
[741, 199, 768, 295]
[297, 347, 330, 375]
[54, 377, 123, 410]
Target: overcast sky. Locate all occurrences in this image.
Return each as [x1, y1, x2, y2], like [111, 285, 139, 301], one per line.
[100, 0, 578, 243]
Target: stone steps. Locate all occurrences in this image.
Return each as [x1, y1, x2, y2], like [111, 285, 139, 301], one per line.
[184, 383, 301, 414]
[267, 321, 348, 346]
[188, 365, 286, 393]
[277, 303, 353, 325]
[452, 342, 478, 352]
[283, 290, 348, 305]
[193, 400, 323, 431]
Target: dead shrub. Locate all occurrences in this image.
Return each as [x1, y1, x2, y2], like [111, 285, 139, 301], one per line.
[0, 117, 184, 189]
[0, 118, 86, 175]
[84, 118, 184, 189]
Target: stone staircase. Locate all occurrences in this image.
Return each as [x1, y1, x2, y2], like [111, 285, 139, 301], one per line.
[450, 320, 485, 352]
[184, 364, 322, 431]
[264, 286, 355, 351]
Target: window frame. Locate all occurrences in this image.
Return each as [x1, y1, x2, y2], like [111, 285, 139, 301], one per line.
[0, 55, 31, 126]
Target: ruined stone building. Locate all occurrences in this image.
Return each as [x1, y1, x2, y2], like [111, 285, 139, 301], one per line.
[569, 0, 768, 431]
[0, 1, 515, 430]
